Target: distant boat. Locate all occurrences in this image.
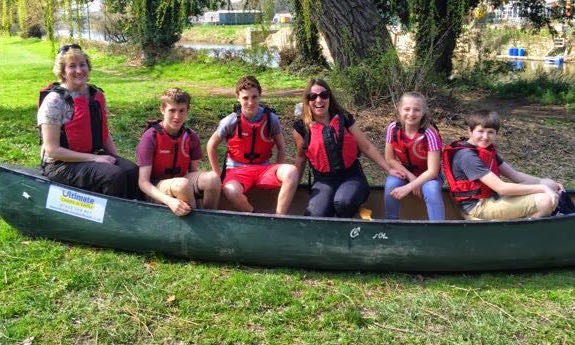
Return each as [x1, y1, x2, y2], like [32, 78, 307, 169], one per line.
[1, 164, 574, 272]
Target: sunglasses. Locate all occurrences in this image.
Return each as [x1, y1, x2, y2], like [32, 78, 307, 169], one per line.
[307, 90, 330, 101]
[58, 44, 82, 54]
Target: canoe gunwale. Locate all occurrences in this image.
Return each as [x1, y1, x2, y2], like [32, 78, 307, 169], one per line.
[1, 163, 574, 226]
[2, 163, 575, 272]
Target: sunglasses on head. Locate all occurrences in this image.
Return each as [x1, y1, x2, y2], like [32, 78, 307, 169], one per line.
[58, 44, 82, 54]
[307, 90, 330, 101]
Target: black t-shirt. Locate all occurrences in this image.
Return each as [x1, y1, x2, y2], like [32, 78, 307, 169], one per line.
[292, 113, 355, 138]
[451, 148, 504, 212]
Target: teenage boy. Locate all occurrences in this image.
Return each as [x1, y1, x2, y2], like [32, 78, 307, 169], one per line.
[137, 88, 221, 216]
[206, 76, 298, 214]
[443, 110, 563, 220]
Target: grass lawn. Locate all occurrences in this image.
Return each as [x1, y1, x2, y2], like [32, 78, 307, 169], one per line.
[181, 24, 259, 44]
[1, 36, 574, 344]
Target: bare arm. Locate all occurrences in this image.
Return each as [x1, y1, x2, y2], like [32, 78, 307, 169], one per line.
[499, 162, 564, 192]
[273, 133, 287, 164]
[384, 144, 417, 181]
[348, 124, 405, 178]
[190, 159, 199, 172]
[138, 165, 191, 216]
[206, 131, 223, 176]
[41, 123, 115, 164]
[390, 150, 441, 200]
[103, 133, 118, 156]
[479, 170, 556, 197]
[292, 129, 307, 182]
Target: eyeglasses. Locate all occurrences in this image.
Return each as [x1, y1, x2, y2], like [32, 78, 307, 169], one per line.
[58, 44, 82, 54]
[307, 90, 330, 101]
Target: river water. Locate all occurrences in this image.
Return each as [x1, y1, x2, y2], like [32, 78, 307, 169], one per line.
[506, 59, 575, 77]
[57, 29, 572, 76]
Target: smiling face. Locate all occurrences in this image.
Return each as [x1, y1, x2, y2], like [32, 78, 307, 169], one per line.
[160, 102, 189, 135]
[237, 87, 261, 118]
[62, 56, 90, 91]
[308, 84, 330, 120]
[468, 125, 498, 148]
[398, 95, 424, 129]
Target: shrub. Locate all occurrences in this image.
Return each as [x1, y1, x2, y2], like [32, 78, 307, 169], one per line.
[278, 46, 297, 69]
[26, 24, 45, 39]
[330, 48, 439, 107]
[493, 70, 575, 105]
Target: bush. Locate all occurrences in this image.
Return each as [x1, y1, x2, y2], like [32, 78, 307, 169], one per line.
[453, 59, 512, 90]
[278, 46, 297, 69]
[330, 48, 439, 107]
[25, 24, 45, 39]
[493, 70, 575, 105]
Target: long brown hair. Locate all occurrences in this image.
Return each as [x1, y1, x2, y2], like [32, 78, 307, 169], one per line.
[302, 79, 350, 128]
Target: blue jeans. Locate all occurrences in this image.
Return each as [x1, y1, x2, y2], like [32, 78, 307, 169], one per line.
[384, 175, 445, 220]
[306, 166, 369, 218]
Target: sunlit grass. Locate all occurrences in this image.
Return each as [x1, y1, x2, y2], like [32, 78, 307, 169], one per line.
[1, 36, 574, 344]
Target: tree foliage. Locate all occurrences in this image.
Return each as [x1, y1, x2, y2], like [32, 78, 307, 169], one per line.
[105, 0, 225, 65]
[289, 0, 327, 68]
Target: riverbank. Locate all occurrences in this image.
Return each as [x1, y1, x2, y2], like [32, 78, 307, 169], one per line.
[1, 37, 575, 344]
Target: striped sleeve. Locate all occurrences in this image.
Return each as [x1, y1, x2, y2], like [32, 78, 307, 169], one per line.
[385, 122, 397, 144]
[424, 128, 443, 151]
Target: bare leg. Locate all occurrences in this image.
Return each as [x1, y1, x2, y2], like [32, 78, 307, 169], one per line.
[275, 164, 299, 215]
[198, 171, 221, 209]
[223, 180, 254, 212]
[168, 177, 197, 209]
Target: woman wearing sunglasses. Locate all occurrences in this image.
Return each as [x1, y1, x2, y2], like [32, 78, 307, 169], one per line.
[292, 79, 405, 217]
[37, 44, 140, 198]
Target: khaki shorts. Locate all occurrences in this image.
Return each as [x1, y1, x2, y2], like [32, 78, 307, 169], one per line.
[155, 171, 203, 199]
[468, 194, 538, 220]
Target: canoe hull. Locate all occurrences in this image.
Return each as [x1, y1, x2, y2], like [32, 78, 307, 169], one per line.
[1, 164, 574, 272]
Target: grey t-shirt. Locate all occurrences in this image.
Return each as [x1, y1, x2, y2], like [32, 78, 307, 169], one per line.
[451, 148, 503, 212]
[217, 106, 281, 168]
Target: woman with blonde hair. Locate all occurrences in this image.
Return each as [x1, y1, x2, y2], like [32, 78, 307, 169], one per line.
[37, 44, 140, 198]
[292, 79, 403, 217]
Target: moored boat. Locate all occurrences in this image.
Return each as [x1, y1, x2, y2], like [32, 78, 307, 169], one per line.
[1, 163, 574, 272]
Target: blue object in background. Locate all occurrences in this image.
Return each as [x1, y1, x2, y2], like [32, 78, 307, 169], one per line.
[508, 47, 518, 56]
[518, 48, 526, 56]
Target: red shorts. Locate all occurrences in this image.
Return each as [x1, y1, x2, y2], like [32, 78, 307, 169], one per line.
[223, 164, 282, 193]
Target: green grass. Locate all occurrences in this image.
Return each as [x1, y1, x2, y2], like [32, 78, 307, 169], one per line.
[181, 24, 258, 44]
[1, 36, 575, 344]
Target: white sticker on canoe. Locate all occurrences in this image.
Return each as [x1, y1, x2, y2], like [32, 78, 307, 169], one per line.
[46, 185, 107, 223]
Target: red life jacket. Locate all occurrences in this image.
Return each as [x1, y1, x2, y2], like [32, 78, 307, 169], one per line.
[391, 124, 436, 177]
[148, 121, 193, 180]
[38, 83, 108, 153]
[227, 108, 275, 164]
[303, 114, 358, 175]
[442, 140, 500, 202]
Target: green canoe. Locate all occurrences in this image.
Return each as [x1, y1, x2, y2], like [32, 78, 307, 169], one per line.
[1, 163, 574, 272]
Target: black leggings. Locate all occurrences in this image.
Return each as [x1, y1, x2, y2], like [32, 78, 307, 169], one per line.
[43, 155, 141, 199]
[305, 165, 369, 218]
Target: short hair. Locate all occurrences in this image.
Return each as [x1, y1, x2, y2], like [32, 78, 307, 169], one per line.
[160, 88, 191, 109]
[53, 45, 92, 82]
[235, 75, 262, 95]
[465, 110, 500, 131]
[398, 91, 430, 129]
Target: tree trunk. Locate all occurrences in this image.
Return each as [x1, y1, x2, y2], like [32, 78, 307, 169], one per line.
[310, 0, 396, 68]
